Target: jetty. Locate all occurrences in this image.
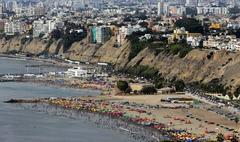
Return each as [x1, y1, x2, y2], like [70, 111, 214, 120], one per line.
[4, 99, 41, 103]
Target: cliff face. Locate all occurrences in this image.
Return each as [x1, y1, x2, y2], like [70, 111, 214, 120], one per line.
[63, 37, 131, 67]
[127, 48, 240, 90]
[0, 36, 46, 54]
[1, 35, 240, 91]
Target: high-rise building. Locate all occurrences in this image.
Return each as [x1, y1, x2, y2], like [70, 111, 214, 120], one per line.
[34, 2, 45, 16]
[4, 21, 23, 35]
[157, 1, 164, 16]
[90, 26, 97, 43]
[185, 0, 197, 7]
[27, 3, 35, 16]
[90, 26, 111, 44]
[197, 6, 228, 15]
[33, 19, 62, 38]
[0, 0, 4, 18]
[96, 26, 111, 44]
[157, 1, 170, 16]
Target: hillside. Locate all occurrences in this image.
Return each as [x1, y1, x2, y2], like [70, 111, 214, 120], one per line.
[0, 35, 240, 93]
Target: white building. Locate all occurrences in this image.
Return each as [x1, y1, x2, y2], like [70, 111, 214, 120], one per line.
[197, 6, 228, 15]
[33, 19, 63, 38]
[66, 67, 89, 78]
[0, 0, 4, 18]
[203, 35, 240, 51]
[185, 0, 197, 7]
[4, 21, 24, 35]
[116, 25, 146, 45]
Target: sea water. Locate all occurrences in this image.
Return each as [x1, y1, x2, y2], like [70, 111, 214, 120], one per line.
[0, 57, 136, 142]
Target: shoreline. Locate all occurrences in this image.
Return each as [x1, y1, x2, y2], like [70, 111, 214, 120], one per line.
[18, 102, 170, 142]
[7, 97, 193, 142]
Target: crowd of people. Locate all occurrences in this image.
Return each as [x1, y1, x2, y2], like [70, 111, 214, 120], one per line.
[16, 97, 202, 142]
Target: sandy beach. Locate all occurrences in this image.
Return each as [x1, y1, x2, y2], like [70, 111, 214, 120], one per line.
[105, 94, 240, 140]
[6, 91, 240, 141]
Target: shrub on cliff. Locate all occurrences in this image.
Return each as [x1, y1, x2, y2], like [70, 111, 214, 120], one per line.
[127, 31, 152, 60]
[50, 22, 87, 53]
[168, 44, 192, 58]
[127, 65, 159, 80]
[21, 37, 28, 45]
[174, 80, 185, 92]
[234, 87, 240, 98]
[51, 29, 63, 40]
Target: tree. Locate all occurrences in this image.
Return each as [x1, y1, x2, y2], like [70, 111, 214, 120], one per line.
[155, 81, 164, 89]
[216, 133, 224, 142]
[175, 18, 204, 33]
[234, 117, 239, 124]
[141, 85, 157, 95]
[174, 80, 185, 92]
[228, 93, 234, 100]
[198, 40, 204, 48]
[38, 33, 45, 38]
[186, 7, 197, 16]
[51, 29, 63, 40]
[117, 80, 131, 93]
[229, 6, 240, 15]
[234, 87, 240, 99]
[21, 37, 28, 45]
[139, 22, 148, 28]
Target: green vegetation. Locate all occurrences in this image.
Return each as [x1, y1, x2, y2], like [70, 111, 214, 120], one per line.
[20, 37, 28, 45]
[175, 18, 204, 33]
[229, 6, 240, 14]
[4, 35, 14, 41]
[234, 117, 239, 124]
[46, 38, 54, 49]
[128, 34, 192, 60]
[121, 65, 186, 92]
[127, 31, 151, 60]
[124, 65, 159, 80]
[173, 80, 185, 92]
[167, 44, 192, 58]
[188, 79, 228, 95]
[51, 29, 63, 40]
[50, 22, 87, 53]
[62, 31, 87, 52]
[152, 43, 192, 58]
[117, 80, 131, 93]
[234, 87, 240, 98]
[38, 33, 45, 38]
[186, 7, 197, 16]
[141, 85, 157, 94]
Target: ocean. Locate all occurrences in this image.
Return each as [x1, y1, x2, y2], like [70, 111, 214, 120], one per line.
[0, 57, 136, 142]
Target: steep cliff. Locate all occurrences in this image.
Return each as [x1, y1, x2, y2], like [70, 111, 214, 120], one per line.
[127, 47, 240, 91]
[1, 35, 240, 92]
